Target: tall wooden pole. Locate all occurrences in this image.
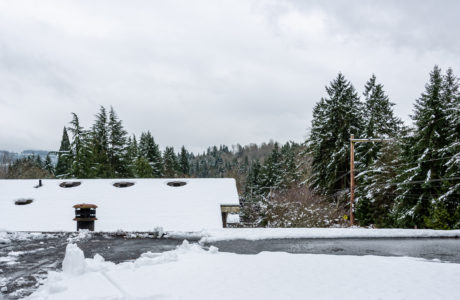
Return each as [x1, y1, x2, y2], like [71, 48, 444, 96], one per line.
[350, 134, 355, 226]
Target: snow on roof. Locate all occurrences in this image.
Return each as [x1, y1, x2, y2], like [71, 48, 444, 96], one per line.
[0, 178, 239, 232]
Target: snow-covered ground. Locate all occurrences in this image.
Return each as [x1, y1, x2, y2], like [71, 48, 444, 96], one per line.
[2, 227, 460, 245]
[26, 241, 460, 300]
[167, 227, 460, 242]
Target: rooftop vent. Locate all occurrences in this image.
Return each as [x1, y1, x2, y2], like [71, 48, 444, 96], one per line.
[167, 181, 187, 187]
[15, 198, 33, 205]
[113, 181, 135, 188]
[59, 181, 81, 188]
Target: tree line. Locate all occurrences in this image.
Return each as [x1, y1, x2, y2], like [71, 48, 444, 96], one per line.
[306, 66, 459, 229]
[53, 107, 191, 179]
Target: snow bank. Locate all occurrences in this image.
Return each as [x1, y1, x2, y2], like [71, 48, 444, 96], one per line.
[0, 178, 239, 231]
[62, 244, 86, 276]
[182, 228, 460, 243]
[27, 242, 460, 300]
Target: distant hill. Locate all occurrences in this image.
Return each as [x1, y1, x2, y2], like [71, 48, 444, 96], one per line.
[0, 150, 57, 165]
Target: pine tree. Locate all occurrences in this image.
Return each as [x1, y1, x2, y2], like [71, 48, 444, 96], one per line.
[437, 68, 460, 228]
[35, 155, 43, 169]
[135, 156, 153, 178]
[259, 143, 284, 191]
[138, 131, 163, 177]
[44, 154, 54, 175]
[68, 113, 92, 178]
[393, 66, 451, 228]
[91, 106, 111, 177]
[358, 75, 402, 168]
[245, 160, 262, 196]
[307, 73, 364, 195]
[108, 107, 128, 177]
[354, 75, 402, 226]
[355, 136, 405, 227]
[125, 134, 138, 177]
[178, 146, 190, 177]
[163, 146, 179, 178]
[55, 127, 72, 177]
[68, 113, 84, 177]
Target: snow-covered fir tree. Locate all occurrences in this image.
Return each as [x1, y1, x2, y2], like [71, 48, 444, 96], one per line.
[55, 127, 72, 178]
[44, 154, 54, 175]
[437, 68, 460, 228]
[108, 107, 128, 177]
[163, 146, 179, 178]
[307, 73, 364, 195]
[138, 131, 163, 177]
[354, 75, 402, 226]
[178, 146, 190, 176]
[393, 66, 452, 228]
[125, 134, 138, 177]
[68, 113, 87, 178]
[259, 143, 284, 191]
[355, 135, 406, 227]
[135, 156, 153, 178]
[357, 74, 402, 167]
[91, 106, 111, 178]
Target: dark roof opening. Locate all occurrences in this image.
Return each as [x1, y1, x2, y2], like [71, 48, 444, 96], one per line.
[167, 181, 187, 187]
[59, 181, 82, 188]
[15, 198, 33, 205]
[113, 181, 135, 188]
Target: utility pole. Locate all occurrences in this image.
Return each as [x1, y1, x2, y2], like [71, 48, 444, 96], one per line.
[350, 135, 355, 225]
[349, 136, 393, 226]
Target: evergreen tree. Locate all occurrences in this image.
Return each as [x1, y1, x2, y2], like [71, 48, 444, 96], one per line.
[163, 146, 179, 177]
[259, 143, 284, 191]
[245, 160, 262, 196]
[437, 68, 460, 228]
[135, 156, 153, 178]
[280, 142, 302, 189]
[91, 106, 110, 177]
[125, 134, 138, 177]
[138, 131, 163, 177]
[178, 146, 190, 176]
[68, 113, 92, 178]
[55, 127, 72, 177]
[354, 75, 402, 226]
[44, 154, 54, 175]
[355, 136, 405, 227]
[358, 75, 402, 168]
[35, 155, 43, 169]
[307, 73, 364, 195]
[108, 107, 128, 177]
[393, 66, 451, 228]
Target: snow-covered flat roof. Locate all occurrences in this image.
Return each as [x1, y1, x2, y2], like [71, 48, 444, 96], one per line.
[0, 178, 239, 232]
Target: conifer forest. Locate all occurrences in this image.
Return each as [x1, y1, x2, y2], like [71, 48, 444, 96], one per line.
[3, 66, 459, 229]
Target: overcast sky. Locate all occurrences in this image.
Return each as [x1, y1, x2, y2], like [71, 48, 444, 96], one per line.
[0, 0, 459, 153]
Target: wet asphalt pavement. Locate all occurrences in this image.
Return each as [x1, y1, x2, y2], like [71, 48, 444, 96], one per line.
[0, 234, 459, 299]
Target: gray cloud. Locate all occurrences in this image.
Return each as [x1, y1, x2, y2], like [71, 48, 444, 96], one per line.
[0, 0, 458, 153]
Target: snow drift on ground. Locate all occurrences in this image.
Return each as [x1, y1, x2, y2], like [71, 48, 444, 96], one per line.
[27, 241, 460, 300]
[166, 227, 460, 242]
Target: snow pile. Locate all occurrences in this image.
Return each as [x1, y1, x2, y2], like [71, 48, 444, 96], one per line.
[62, 244, 86, 276]
[170, 228, 460, 243]
[27, 242, 460, 300]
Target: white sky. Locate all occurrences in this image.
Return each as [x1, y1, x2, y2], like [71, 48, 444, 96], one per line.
[0, 0, 459, 153]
